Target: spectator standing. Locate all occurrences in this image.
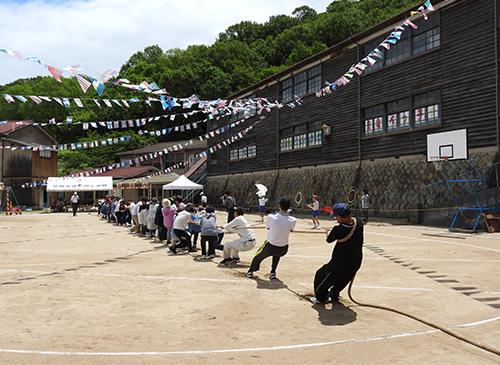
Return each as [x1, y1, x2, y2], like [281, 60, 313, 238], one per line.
[70, 192, 80, 216]
[147, 198, 159, 238]
[359, 189, 370, 222]
[223, 191, 236, 223]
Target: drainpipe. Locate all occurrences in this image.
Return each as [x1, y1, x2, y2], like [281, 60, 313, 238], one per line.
[349, 37, 362, 163]
[495, 0, 499, 148]
[274, 76, 280, 177]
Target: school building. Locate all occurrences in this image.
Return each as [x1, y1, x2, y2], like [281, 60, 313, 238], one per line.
[204, 0, 500, 228]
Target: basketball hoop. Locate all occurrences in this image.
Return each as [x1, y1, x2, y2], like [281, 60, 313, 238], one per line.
[430, 156, 449, 171]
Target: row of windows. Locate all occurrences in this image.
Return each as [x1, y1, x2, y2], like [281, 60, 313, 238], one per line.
[365, 13, 440, 71]
[363, 91, 441, 136]
[230, 144, 257, 161]
[280, 121, 322, 151]
[281, 65, 322, 102]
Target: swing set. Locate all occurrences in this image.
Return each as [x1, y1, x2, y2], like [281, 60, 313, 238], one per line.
[0, 183, 22, 215]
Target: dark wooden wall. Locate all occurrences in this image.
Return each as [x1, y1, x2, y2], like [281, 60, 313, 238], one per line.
[208, 0, 499, 177]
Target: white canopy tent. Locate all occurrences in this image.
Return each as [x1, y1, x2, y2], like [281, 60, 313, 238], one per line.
[162, 175, 203, 190]
[47, 176, 113, 192]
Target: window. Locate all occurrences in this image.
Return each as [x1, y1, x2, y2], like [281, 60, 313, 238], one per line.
[414, 90, 441, 127]
[387, 98, 411, 132]
[39, 149, 51, 158]
[364, 104, 385, 136]
[280, 121, 322, 151]
[281, 79, 293, 103]
[239, 147, 248, 159]
[362, 91, 441, 137]
[386, 34, 410, 65]
[229, 140, 257, 161]
[308, 121, 322, 146]
[248, 144, 256, 158]
[210, 152, 218, 165]
[413, 27, 440, 55]
[363, 37, 384, 72]
[280, 127, 293, 151]
[307, 66, 322, 93]
[280, 65, 322, 102]
[363, 13, 440, 72]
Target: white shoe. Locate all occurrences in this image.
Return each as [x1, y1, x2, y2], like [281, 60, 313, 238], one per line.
[310, 296, 331, 304]
[316, 226, 322, 230]
[311, 225, 317, 229]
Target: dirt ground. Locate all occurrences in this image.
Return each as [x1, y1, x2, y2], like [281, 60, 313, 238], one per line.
[1, 210, 500, 364]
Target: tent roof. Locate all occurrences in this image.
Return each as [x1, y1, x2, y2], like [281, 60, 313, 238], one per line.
[116, 172, 180, 187]
[162, 175, 203, 190]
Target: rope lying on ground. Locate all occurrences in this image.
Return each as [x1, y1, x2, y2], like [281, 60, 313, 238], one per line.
[231, 226, 329, 234]
[346, 276, 500, 357]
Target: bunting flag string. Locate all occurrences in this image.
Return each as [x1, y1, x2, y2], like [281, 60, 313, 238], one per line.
[315, 0, 437, 98]
[0, 134, 132, 153]
[19, 115, 263, 189]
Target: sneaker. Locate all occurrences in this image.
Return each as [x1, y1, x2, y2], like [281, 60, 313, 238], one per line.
[168, 246, 177, 255]
[316, 226, 322, 230]
[246, 271, 253, 278]
[201, 255, 206, 259]
[311, 225, 317, 229]
[208, 254, 215, 259]
[188, 247, 197, 252]
[231, 257, 240, 264]
[269, 272, 277, 280]
[309, 296, 332, 304]
[220, 258, 231, 265]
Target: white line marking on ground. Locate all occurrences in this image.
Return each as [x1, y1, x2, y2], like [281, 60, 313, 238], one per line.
[2, 317, 500, 356]
[3, 269, 499, 294]
[368, 232, 500, 253]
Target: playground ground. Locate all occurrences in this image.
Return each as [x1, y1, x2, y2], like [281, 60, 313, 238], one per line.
[0, 211, 499, 364]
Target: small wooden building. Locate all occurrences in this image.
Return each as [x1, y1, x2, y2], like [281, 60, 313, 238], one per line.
[0, 121, 58, 208]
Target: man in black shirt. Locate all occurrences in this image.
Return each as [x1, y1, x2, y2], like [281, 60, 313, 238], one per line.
[223, 191, 236, 223]
[311, 203, 364, 304]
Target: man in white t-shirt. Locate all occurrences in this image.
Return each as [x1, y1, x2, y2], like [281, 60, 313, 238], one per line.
[219, 207, 256, 265]
[246, 197, 296, 280]
[70, 192, 80, 216]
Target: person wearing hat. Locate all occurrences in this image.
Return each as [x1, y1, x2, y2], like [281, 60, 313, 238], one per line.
[307, 195, 321, 229]
[70, 192, 80, 216]
[200, 192, 208, 208]
[147, 198, 160, 239]
[310, 203, 364, 304]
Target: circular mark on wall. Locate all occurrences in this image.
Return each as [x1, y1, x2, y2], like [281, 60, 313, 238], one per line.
[294, 190, 303, 207]
[346, 187, 358, 206]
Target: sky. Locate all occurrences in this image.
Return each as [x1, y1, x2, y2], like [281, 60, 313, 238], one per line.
[0, 0, 333, 86]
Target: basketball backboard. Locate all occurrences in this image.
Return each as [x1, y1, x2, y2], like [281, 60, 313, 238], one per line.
[426, 129, 468, 162]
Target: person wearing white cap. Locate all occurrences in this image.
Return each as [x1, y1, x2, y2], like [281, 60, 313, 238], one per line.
[200, 192, 207, 208]
[70, 192, 80, 216]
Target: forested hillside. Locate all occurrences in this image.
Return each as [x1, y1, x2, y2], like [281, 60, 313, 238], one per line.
[0, 0, 421, 174]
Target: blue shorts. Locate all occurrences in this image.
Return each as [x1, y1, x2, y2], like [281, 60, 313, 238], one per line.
[312, 210, 319, 217]
[259, 206, 265, 213]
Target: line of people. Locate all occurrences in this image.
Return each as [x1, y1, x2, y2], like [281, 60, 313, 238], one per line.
[98, 195, 365, 305]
